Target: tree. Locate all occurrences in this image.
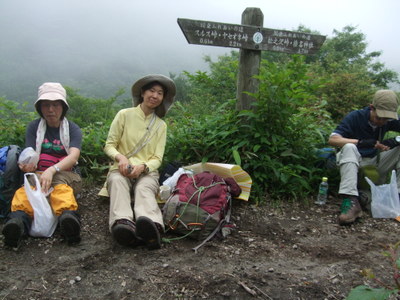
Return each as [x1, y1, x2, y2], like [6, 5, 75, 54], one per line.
[311, 26, 399, 121]
[65, 87, 124, 128]
[315, 25, 398, 88]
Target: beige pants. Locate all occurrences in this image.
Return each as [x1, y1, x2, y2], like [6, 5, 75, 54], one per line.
[336, 143, 400, 196]
[107, 169, 163, 231]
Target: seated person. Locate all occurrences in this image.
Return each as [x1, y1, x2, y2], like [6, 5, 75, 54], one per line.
[328, 90, 400, 225]
[2, 82, 82, 247]
[99, 74, 176, 250]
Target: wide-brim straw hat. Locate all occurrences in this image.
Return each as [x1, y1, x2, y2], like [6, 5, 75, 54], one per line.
[131, 74, 176, 118]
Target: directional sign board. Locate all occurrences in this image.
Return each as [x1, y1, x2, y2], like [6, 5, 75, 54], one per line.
[178, 18, 326, 55]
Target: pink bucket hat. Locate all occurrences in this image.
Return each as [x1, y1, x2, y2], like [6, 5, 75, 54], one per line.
[34, 82, 69, 117]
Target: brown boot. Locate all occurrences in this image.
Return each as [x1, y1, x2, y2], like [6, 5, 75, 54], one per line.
[112, 219, 140, 247]
[338, 196, 362, 225]
[136, 216, 162, 250]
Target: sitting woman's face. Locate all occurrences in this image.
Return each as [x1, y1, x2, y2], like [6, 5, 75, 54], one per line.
[141, 84, 165, 110]
[40, 100, 64, 125]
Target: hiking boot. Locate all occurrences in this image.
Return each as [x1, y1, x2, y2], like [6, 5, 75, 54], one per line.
[136, 216, 161, 250]
[338, 196, 362, 225]
[112, 219, 140, 247]
[59, 211, 81, 245]
[2, 217, 24, 248]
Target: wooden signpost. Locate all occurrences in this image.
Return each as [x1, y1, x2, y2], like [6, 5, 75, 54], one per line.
[178, 18, 325, 55]
[178, 8, 326, 110]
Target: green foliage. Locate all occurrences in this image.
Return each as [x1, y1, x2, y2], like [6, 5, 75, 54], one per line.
[165, 99, 239, 164]
[169, 72, 190, 103]
[316, 26, 377, 74]
[259, 22, 399, 95]
[169, 52, 238, 115]
[79, 121, 111, 183]
[63, 87, 125, 183]
[347, 285, 396, 300]
[0, 98, 35, 146]
[240, 56, 333, 201]
[0, 24, 398, 204]
[321, 72, 374, 122]
[347, 242, 400, 300]
[66, 86, 124, 128]
[311, 25, 399, 121]
[165, 55, 334, 203]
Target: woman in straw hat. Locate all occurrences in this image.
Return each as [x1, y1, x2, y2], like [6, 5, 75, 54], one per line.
[100, 74, 176, 249]
[2, 82, 82, 248]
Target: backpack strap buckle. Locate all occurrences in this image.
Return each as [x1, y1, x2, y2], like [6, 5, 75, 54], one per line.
[187, 223, 204, 230]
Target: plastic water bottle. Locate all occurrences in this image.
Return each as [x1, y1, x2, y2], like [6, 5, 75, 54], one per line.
[315, 177, 328, 205]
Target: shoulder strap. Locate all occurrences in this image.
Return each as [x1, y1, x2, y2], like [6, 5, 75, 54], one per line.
[125, 113, 162, 159]
[192, 193, 232, 253]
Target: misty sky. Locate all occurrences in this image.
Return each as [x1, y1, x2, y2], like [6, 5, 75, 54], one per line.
[0, 0, 399, 101]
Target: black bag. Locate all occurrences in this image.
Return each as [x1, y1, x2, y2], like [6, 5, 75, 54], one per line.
[0, 145, 23, 219]
[158, 161, 182, 185]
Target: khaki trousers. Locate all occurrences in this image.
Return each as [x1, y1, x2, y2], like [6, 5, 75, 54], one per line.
[336, 143, 400, 196]
[107, 170, 163, 231]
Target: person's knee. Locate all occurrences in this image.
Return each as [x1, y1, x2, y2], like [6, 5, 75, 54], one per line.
[342, 143, 358, 152]
[338, 143, 360, 165]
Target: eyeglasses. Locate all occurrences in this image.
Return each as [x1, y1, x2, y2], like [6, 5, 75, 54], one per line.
[41, 102, 62, 109]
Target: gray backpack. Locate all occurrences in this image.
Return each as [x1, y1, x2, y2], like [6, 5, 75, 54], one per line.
[0, 145, 23, 219]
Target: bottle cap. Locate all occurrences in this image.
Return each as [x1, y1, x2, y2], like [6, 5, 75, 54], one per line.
[322, 177, 328, 181]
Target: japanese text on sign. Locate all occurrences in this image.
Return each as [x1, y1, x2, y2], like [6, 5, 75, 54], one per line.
[178, 18, 326, 55]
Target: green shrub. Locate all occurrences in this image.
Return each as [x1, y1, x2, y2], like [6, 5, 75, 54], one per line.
[79, 121, 111, 183]
[66, 86, 124, 128]
[164, 56, 335, 203]
[0, 98, 35, 146]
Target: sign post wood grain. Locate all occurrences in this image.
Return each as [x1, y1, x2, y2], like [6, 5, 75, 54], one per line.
[178, 8, 326, 110]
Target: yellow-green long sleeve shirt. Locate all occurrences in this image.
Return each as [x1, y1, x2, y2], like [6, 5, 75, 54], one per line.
[104, 106, 167, 173]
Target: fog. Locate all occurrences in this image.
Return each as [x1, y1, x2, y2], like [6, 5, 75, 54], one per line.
[0, 0, 399, 103]
[0, 0, 230, 102]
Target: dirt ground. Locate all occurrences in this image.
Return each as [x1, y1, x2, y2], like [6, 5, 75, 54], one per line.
[1, 185, 399, 300]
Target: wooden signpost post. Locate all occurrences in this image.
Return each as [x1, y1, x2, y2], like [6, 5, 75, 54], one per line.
[178, 8, 326, 110]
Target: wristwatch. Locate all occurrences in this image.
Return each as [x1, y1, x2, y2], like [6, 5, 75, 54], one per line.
[143, 164, 149, 174]
[53, 165, 61, 172]
[396, 136, 400, 144]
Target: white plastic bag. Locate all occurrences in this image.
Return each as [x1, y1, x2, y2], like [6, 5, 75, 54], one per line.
[365, 170, 400, 219]
[24, 173, 58, 237]
[18, 147, 39, 166]
[163, 167, 193, 190]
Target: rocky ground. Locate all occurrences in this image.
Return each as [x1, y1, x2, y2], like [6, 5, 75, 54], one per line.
[1, 186, 400, 300]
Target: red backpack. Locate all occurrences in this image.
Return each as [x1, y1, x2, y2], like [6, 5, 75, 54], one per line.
[162, 171, 241, 252]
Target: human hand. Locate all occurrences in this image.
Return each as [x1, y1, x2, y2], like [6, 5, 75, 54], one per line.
[126, 164, 146, 179]
[116, 155, 131, 177]
[40, 167, 55, 194]
[376, 142, 390, 152]
[381, 138, 400, 149]
[18, 163, 37, 173]
[357, 139, 377, 148]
